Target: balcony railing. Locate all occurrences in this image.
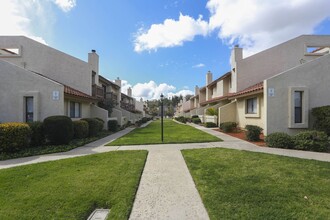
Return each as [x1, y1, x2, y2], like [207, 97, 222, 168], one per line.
[120, 101, 135, 112]
[92, 84, 104, 99]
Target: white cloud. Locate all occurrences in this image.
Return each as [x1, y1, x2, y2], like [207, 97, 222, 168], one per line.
[207, 0, 330, 56]
[53, 0, 76, 12]
[168, 89, 194, 98]
[192, 63, 205, 68]
[134, 13, 209, 52]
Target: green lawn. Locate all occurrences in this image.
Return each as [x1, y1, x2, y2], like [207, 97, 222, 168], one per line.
[182, 148, 330, 220]
[0, 151, 147, 219]
[107, 119, 221, 146]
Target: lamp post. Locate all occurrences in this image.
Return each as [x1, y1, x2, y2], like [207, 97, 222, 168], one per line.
[160, 93, 164, 142]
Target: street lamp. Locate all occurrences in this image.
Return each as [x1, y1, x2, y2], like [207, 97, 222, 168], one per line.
[160, 93, 164, 142]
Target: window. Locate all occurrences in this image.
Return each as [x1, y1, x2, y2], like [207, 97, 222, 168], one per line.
[246, 98, 257, 114]
[294, 91, 302, 123]
[305, 46, 330, 55]
[288, 87, 308, 128]
[0, 47, 21, 57]
[25, 97, 34, 122]
[70, 102, 81, 118]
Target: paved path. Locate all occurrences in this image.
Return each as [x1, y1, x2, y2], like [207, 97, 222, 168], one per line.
[0, 122, 329, 220]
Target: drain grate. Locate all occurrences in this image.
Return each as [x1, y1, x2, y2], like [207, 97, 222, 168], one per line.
[87, 209, 110, 220]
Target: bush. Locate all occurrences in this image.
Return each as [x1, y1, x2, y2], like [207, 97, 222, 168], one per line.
[205, 122, 217, 128]
[94, 118, 104, 132]
[293, 130, 329, 152]
[312, 106, 330, 136]
[206, 108, 218, 116]
[174, 116, 186, 124]
[108, 120, 118, 132]
[81, 118, 100, 137]
[73, 120, 89, 139]
[245, 125, 263, 141]
[44, 116, 73, 145]
[27, 121, 45, 147]
[220, 122, 237, 133]
[192, 118, 201, 124]
[141, 117, 148, 124]
[135, 120, 142, 127]
[265, 132, 294, 149]
[191, 115, 199, 119]
[0, 123, 31, 152]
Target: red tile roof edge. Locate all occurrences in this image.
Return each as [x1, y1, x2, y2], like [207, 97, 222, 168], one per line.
[228, 82, 264, 98]
[64, 85, 97, 100]
[200, 95, 228, 105]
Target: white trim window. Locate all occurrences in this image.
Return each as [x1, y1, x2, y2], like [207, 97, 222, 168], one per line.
[246, 97, 257, 114]
[69, 101, 81, 118]
[288, 87, 309, 128]
[25, 97, 34, 122]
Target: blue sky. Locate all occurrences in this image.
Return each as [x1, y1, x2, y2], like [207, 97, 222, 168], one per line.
[1, 0, 330, 100]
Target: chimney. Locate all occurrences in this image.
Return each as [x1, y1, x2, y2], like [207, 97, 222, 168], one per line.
[195, 85, 199, 96]
[127, 87, 132, 97]
[115, 77, 121, 87]
[230, 45, 243, 65]
[206, 71, 212, 85]
[88, 50, 99, 85]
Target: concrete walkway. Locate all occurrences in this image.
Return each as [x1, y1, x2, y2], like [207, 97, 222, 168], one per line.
[0, 122, 329, 220]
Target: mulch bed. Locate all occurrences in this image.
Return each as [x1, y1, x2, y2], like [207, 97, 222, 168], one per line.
[213, 128, 266, 147]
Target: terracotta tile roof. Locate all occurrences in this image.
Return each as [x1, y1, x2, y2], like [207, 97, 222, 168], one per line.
[229, 82, 264, 98]
[200, 95, 228, 105]
[64, 85, 96, 100]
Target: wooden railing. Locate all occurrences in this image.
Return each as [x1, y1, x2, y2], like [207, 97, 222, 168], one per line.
[92, 84, 104, 99]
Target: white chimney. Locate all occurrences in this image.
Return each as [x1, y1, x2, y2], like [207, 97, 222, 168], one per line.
[206, 71, 213, 85]
[88, 49, 99, 85]
[127, 87, 132, 97]
[195, 85, 199, 96]
[115, 77, 121, 87]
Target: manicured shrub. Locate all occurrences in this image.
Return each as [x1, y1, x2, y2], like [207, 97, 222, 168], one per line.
[141, 117, 148, 124]
[185, 117, 192, 123]
[205, 122, 217, 128]
[94, 118, 104, 132]
[245, 125, 263, 141]
[44, 116, 73, 145]
[108, 120, 118, 132]
[192, 118, 201, 124]
[191, 115, 199, 119]
[174, 116, 186, 124]
[293, 130, 329, 152]
[135, 120, 142, 127]
[312, 106, 330, 136]
[27, 121, 45, 147]
[0, 122, 31, 152]
[81, 118, 100, 137]
[265, 132, 294, 149]
[220, 122, 237, 133]
[73, 120, 89, 139]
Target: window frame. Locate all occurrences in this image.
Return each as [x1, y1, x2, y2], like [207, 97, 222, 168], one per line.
[69, 101, 81, 118]
[245, 96, 260, 118]
[25, 96, 34, 122]
[288, 87, 309, 128]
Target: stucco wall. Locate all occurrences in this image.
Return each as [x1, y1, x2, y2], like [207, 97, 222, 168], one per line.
[0, 36, 93, 95]
[236, 35, 330, 91]
[265, 54, 330, 135]
[218, 101, 236, 124]
[235, 93, 265, 129]
[0, 60, 64, 122]
[91, 105, 108, 129]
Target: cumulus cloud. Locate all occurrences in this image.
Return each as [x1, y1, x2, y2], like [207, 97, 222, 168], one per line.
[120, 80, 193, 100]
[53, 0, 76, 12]
[192, 63, 205, 68]
[207, 0, 330, 56]
[134, 13, 209, 52]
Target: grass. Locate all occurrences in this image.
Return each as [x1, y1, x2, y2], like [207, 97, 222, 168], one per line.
[0, 150, 147, 219]
[107, 119, 221, 146]
[182, 148, 330, 220]
[0, 130, 113, 161]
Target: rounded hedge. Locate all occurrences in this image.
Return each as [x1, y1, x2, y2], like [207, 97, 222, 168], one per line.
[192, 118, 201, 124]
[108, 120, 118, 132]
[27, 121, 45, 147]
[0, 122, 31, 152]
[94, 118, 104, 132]
[205, 122, 217, 128]
[265, 132, 294, 149]
[220, 122, 237, 133]
[44, 115, 73, 145]
[81, 118, 100, 136]
[294, 130, 329, 152]
[245, 125, 263, 141]
[73, 120, 89, 139]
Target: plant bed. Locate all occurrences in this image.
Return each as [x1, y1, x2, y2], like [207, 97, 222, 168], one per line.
[0, 130, 113, 161]
[214, 128, 266, 146]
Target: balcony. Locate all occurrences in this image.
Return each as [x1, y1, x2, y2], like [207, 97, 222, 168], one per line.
[92, 84, 104, 100]
[120, 101, 135, 112]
